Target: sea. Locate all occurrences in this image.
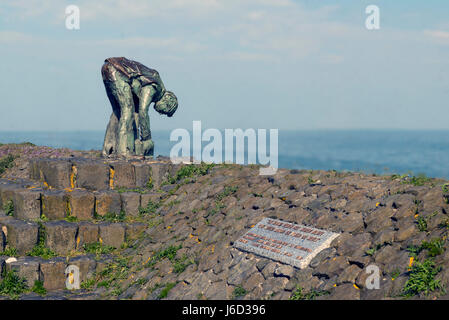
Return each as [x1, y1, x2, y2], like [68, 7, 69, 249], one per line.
[1, 130, 449, 179]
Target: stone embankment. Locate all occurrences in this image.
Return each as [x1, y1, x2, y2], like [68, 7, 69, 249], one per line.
[0, 143, 448, 300]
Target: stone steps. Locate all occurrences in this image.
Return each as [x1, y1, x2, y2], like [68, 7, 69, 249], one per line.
[0, 253, 113, 291]
[29, 158, 180, 191]
[0, 178, 163, 221]
[0, 157, 188, 297]
[0, 215, 146, 255]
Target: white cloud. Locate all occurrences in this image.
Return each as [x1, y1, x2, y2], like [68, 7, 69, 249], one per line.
[97, 37, 207, 53]
[424, 29, 449, 44]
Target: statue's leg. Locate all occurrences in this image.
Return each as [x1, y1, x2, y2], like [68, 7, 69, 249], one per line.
[106, 80, 135, 156]
[138, 103, 154, 156]
[102, 84, 120, 157]
[101, 62, 136, 156]
[102, 112, 119, 156]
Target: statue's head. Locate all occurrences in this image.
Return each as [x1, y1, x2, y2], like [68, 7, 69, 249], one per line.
[154, 91, 178, 117]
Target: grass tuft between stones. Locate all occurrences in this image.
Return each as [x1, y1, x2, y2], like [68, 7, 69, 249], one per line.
[289, 286, 330, 300]
[402, 259, 444, 297]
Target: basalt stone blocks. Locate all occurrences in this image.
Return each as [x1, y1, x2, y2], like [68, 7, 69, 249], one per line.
[44, 221, 78, 255]
[40, 257, 66, 290]
[99, 222, 125, 248]
[68, 189, 95, 220]
[120, 192, 141, 216]
[110, 162, 136, 189]
[29, 159, 40, 182]
[125, 223, 146, 240]
[140, 192, 162, 209]
[76, 222, 99, 249]
[148, 162, 173, 189]
[68, 255, 96, 283]
[41, 190, 68, 220]
[94, 191, 121, 216]
[0, 256, 6, 279]
[33, 159, 72, 189]
[134, 163, 152, 188]
[12, 189, 42, 220]
[95, 255, 114, 274]
[2, 220, 39, 255]
[6, 257, 41, 287]
[0, 230, 5, 252]
[73, 160, 110, 191]
[0, 182, 22, 208]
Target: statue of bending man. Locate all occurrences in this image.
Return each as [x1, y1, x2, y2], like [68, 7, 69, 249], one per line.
[101, 57, 178, 157]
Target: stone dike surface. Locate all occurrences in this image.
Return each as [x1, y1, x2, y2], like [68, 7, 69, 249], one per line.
[1, 143, 449, 300]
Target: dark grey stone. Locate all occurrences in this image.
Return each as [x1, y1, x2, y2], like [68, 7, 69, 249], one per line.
[41, 189, 68, 220]
[2, 220, 39, 255]
[5, 256, 41, 287]
[13, 189, 42, 220]
[120, 192, 140, 216]
[72, 159, 110, 190]
[98, 222, 125, 248]
[110, 162, 136, 189]
[94, 191, 121, 216]
[44, 221, 78, 255]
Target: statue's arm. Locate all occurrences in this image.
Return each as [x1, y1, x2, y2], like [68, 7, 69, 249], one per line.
[139, 85, 157, 112]
[138, 84, 157, 141]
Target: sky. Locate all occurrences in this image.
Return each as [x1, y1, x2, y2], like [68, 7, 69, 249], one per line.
[1, 0, 449, 131]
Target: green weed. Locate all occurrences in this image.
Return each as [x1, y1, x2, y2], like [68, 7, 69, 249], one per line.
[0, 270, 28, 299]
[289, 286, 330, 300]
[0, 155, 16, 176]
[31, 280, 46, 296]
[402, 259, 443, 297]
[232, 286, 247, 299]
[158, 282, 177, 299]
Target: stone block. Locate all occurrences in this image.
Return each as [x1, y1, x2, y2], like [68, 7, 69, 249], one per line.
[95, 255, 114, 274]
[68, 255, 97, 283]
[68, 189, 94, 220]
[44, 221, 78, 255]
[149, 163, 173, 189]
[125, 223, 146, 240]
[2, 220, 39, 255]
[28, 159, 40, 181]
[36, 159, 72, 189]
[169, 163, 183, 178]
[140, 193, 162, 209]
[76, 222, 99, 249]
[0, 256, 6, 279]
[0, 230, 4, 252]
[99, 222, 125, 248]
[120, 192, 141, 216]
[5, 257, 41, 287]
[94, 191, 121, 216]
[40, 257, 66, 290]
[12, 189, 41, 220]
[41, 190, 68, 220]
[0, 223, 6, 252]
[134, 163, 152, 189]
[0, 182, 22, 208]
[72, 160, 110, 191]
[110, 162, 136, 189]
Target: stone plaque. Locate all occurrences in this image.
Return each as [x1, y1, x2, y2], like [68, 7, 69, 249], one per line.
[234, 218, 339, 268]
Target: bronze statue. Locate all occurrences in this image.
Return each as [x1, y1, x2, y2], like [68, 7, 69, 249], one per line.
[101, 57, 178, 157]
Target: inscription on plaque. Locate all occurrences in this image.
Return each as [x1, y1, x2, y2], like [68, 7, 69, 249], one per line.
[234, 218, 339, 268]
